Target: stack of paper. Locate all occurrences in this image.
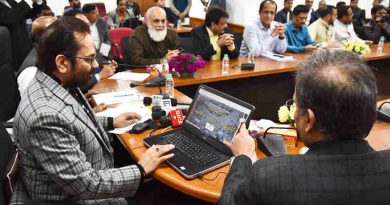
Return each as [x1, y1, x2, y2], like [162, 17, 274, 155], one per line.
[96, 102, 152, 134]
[109, 71, 150, 81]
[93, 90, 141, 105]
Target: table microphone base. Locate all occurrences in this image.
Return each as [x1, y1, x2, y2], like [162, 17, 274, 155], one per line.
[257, 134, 287, 157]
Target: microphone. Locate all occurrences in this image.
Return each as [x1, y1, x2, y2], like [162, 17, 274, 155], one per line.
[102, 61, 146, 70]
[160, 109, 188, 127]
[130, 82, 169, 99]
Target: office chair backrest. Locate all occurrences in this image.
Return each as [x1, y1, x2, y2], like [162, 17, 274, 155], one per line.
[0, 26, 20, 122]
[110, 28, 133, 63]
[119, 17, 140, 29]
[94, 2, 107, 18]
[121, 36, 131, 64]
[0, 123, 17, 205]
[179, 37, 193, 53]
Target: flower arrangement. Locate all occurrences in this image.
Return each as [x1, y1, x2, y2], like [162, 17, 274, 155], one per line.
[278, 100, 296, 125]
[341, 40, 370, 55]
[168, 53, 206, 77]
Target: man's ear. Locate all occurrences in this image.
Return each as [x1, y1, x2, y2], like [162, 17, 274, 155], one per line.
[55, 55, 69, 74]
[305, 108, 316, 133]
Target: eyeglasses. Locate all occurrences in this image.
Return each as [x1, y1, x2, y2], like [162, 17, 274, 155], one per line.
[66, 55, 97, 65]
[152, 19, 166, 24]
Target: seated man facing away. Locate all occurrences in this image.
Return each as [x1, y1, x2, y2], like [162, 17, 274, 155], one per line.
[218, 49, 390, 205]
[285, 5, 317, 53]
[240, 0, 287, 57]
[128, 6, 180, 66]
[192, 7, 239, 60]
[308, 5, 339, 47]
[11, 16, 175, 205]
[334, 5, 365, 43]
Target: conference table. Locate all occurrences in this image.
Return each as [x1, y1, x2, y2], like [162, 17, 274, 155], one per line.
[92, 44, 390, 202]
[127, 43, 390, 121]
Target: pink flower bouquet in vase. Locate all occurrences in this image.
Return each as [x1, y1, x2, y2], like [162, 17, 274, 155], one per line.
[168, 53, 206, 78]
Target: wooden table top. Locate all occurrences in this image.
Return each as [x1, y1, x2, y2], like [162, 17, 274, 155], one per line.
[126, 43, 390, 88]
[92, 77, 390, 203]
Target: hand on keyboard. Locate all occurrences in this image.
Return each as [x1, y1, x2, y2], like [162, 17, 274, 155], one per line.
[138, 144, 175, 175]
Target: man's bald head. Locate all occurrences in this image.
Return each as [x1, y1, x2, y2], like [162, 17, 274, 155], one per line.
[32, 16, 57, 44]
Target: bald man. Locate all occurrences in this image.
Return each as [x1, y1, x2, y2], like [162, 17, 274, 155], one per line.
[128, 6, 180, 66]
[17, 16, 57, 96]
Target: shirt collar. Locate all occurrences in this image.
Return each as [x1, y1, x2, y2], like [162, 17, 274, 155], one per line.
[206, 26, 218, 38]
[306, 139, 374, 155]
[258, 18, 273, 31]
[319, 19, 329, 29]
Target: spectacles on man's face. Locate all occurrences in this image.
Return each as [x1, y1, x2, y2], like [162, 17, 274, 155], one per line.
[152, 19, 166, 24]
[66, 55, 97, 66]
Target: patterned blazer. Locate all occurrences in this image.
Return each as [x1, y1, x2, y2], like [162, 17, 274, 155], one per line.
[11, 71, 141, 205]
[218, 139, 390, 205]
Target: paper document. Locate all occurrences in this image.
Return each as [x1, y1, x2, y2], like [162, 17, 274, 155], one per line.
[109, 71, 150, 81]
[96, 102, 152, 134]
[262, 52, 295, 62]
[99, 43, 111, 57]
[93, 90, 140, 105]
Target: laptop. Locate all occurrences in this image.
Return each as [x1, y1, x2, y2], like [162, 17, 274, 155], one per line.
[144, 85, 255, 179]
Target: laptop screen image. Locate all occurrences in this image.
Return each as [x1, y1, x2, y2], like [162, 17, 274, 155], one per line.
[185, 87, 252, 145]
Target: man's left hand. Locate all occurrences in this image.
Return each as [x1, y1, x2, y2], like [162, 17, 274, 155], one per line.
[113, 112, 141, 128]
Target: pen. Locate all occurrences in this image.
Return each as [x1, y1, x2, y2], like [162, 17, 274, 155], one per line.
[113, 94, 135, 97]
[273, 54, 285, 58]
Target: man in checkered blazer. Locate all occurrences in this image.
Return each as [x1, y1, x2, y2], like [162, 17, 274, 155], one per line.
[11, 16, 175, 205]
[218, 50, 390, 204]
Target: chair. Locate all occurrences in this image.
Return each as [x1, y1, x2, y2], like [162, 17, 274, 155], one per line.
[109, 28, 133, 63]
[121, 36, 131, 64]
[94, 2, 107, 18]
[232, 32, 243, 52]
[0, 123, 17, 205]
[0, 26, 20, 122]
[179, 37, 193, 53]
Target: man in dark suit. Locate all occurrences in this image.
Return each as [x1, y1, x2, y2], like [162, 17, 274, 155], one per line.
[191, 7, 238, 61]
[0, 0, 45, 70]
[218, 49, 390, 204]
[275, 0, 293, 23]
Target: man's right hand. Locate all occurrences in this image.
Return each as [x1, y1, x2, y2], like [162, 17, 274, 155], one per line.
[305, 45, 317, 52]
[229, 124, 256, 163]
[138, 144, 175, 175]
[99, 62, 116, 79]
[163, 49, 180, 62]
[217, 34, 235, 47]
[272, 23, 285, 38]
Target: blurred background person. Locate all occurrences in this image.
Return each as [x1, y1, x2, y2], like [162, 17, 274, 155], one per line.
[108, 0, 135, 29]
[275, 0, 293, 24]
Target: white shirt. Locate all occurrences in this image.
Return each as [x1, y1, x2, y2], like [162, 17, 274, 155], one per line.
[17, 66, 37, 96]
[90, 23, 101, 50]
[333, 19, 364, 43]
[0, 0, 11, 8]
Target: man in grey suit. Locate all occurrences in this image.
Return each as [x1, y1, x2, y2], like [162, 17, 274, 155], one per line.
[11, 16, 175, 205]
[218, 49, 390, 204]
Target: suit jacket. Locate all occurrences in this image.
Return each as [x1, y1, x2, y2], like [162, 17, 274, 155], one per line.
[128, 24, 180, 66]
[0, 26, 20, 121]
[191, 24, 239, 61]
[95, 17, 112, 64]
[275, 8, 292, 24]
[11, 71, 142, 205]
[127, 2, 140, 17]
[0, 0, 45, 69]
[218, 139, 390, 205]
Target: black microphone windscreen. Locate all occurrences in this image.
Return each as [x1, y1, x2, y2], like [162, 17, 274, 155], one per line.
[170, 98, 178, 106]
[130, 83, 138, 88]
[144, 97, 152, 106]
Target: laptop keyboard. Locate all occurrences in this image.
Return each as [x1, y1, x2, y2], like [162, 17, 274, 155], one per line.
[163, 131, 220, 166]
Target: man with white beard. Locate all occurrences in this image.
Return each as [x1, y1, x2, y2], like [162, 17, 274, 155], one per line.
[128, 6, 180, 66]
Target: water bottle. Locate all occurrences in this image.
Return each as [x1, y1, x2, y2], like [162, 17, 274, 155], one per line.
[222, 54, 229, 75]
[165, 74, 174, 98]
[177, 19, 181, 30]
[162, 59, 169, 76]
[377, 36, 385, 54]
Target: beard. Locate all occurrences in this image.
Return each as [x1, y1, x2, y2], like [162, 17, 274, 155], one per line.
[148, 25, 167, 42]
[62, 66, 94, 89]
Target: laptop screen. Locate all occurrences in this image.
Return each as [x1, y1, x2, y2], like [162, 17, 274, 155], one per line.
[185, 87, 252, 145]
